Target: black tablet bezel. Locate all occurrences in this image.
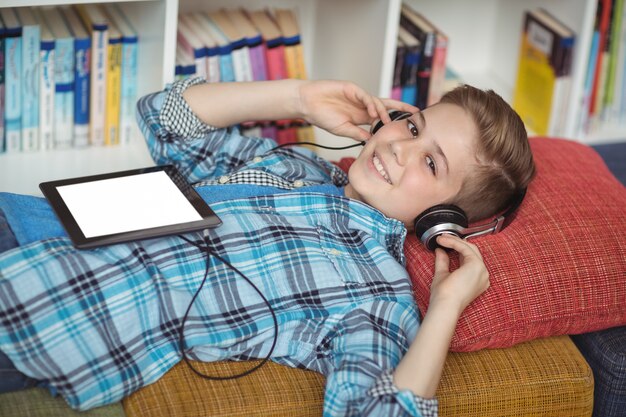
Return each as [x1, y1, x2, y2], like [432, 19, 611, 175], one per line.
[39, 165, 222, 249]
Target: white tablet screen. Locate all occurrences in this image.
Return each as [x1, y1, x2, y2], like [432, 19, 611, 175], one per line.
[56, 170, 203, 238]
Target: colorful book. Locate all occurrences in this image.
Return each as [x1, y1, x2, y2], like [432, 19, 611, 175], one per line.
[103, 3, 138, 144]
[76, 3, 108, 146]
[196, 12, 235, 82]
[0, 8, 22, 152]
[61, 5, 90, 148]
[175, 48, 196, 80]
[589, 0, 613, 120]
[15, 7, 40, 151]
[177, 15, 209, 80]
[427, 24, 448, 106]
[206, 10, 253, 82]
[247, 9, 287, 81]
[45, 6, 75, 149]
[0, 18, 5, 153]
[179, 13, 219, 82]
[391, 36, 406, 101]
[397, 26, 420, 106]
[273, 9, 306, 79]
[105, 21, 122, 146]
[512, 9, 575, 136]
[224, 8, 268, 81]
[33, 8, 55, 150]
[400, 4, 436, 110]
[602, 0, 624, 121]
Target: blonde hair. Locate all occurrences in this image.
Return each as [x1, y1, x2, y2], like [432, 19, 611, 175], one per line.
[439, 84, 536, 222]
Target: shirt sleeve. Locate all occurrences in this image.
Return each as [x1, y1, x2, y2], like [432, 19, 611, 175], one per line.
[320, 300, 437, 417]
[135, 76, 278, 184]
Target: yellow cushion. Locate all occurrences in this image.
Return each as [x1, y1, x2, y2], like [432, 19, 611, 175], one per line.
[123, 336, 593, 417]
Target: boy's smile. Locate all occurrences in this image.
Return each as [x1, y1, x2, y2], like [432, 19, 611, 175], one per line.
[344, 103, 478, 228]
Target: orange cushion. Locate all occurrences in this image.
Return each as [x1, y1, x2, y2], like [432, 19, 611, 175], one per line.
[405, 137, 626, 351]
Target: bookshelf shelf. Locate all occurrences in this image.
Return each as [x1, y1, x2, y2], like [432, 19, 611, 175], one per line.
[1, 0, 623, 196]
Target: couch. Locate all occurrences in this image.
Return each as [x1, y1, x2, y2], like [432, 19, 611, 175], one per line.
[0, 137, 624, 416]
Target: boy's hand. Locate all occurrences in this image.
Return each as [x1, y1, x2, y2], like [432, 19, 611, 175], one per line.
[430, 234, 490, 315]
[298, 80, 418, 141]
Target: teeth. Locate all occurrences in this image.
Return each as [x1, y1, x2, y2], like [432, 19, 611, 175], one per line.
[373, 154, 391, 184]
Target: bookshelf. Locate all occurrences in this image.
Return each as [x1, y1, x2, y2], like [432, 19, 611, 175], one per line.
[0, 0, 622, 197]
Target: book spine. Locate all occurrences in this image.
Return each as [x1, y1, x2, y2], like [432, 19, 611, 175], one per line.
[21, 23, 40, 151]
[206, 46, 220, 83]
[589, 0, 613, 117]
[73, 36, 91, 147]
[218, 43, 235, 82]
[0, 32, 5, 153]
[400, 15, 435, 110]
[265, 41, 287, 80]
[105, 36, 121, 145]
[53, 37, 74, 149]
[89, 24, 108, 146]
[283, 35, 306, 79]
[248, 37, 267, 81]
[39, 38, 55, 150]
[427, 33, 448, 106]
[120, 36, 137, 144]
[4, 30, 22, 153]
[231, 38, 253, 82]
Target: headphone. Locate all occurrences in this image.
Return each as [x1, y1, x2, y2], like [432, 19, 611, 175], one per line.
[371, 110, 526, 251]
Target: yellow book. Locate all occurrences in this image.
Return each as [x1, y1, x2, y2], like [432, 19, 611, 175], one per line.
[105, 23, 122, 145]
[273, 9, 306, 79]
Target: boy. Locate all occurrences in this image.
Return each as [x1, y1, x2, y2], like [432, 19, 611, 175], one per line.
[0, 77, 534, 416]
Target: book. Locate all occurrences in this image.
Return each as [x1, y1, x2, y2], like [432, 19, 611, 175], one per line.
[0, 17, 5, 153]
[247, 9, 287, 80]
[224, 8, 268, 81]
[602, 0, 624, 121]
[178, 13, 219, 82]
[177, 15, 209, 81]
[397, 26, 420, 106]
[0, 8, 22, 153]
[391, 36, 406, 101]
[206, 10, 253, 82]
[15, 7, 40, 151]
[175, 47, 196, 80]
[512, 9, 575, 136]
[273, 8, 306, 79]
[427, 23, 448, 106]
[191, 13, 236, 82]
[105, 20, 122, 146]
[33, 8, 55, 150]
[45, 6, 75, 149]
[61, 5, 90, 148]
[400, 4, 436, 109]
[103, 3, 138, 144]
[76, 3, 108, 146]
[589, 0, 613, 121]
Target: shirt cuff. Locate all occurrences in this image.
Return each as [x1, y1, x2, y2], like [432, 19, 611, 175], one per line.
[160, 76, 217, 139]
[367, 369, 439, 417]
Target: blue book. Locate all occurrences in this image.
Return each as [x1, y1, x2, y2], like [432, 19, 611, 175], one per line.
[15, 7, 40, 152]
[398, 26, 421, 106]
[45, 6, 74, 149]
[0, 8, 22, 153]
[104, 3, 138, 144]
[198, 13, 235, 82]
[0, 19, 5, 153]
[33, 8, 55, 151]
[61, 6, 90, 148]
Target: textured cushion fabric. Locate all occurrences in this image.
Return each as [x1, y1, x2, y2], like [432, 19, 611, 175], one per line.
[122, 336, 593, 417]
[0, 388, 125, 417]
[405, 137, 626, 351]
[572, 326, 626, 417]
[438, 335, 593, 416]
[123, 360, 325, 417]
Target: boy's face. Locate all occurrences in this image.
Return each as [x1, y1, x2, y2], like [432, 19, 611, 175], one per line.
[345, 103, 478, 228]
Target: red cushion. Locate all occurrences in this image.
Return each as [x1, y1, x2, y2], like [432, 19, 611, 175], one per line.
[339, 137, 626, 352]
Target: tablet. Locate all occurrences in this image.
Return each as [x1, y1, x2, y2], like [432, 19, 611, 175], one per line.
[40, 165, 222, 249]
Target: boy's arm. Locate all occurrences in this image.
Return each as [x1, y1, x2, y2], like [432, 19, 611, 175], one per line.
[182, 79, 418, 141]
[393, 234, 490, 398]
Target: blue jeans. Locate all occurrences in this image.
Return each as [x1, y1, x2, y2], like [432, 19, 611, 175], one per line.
[0, 208, 42, 393]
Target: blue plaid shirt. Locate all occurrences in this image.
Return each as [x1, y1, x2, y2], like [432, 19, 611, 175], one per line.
[0, 79, 437, 416]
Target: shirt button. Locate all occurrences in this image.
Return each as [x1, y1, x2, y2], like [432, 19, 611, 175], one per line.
[253, 156, 263, 163]
[330, 248, 341, 256]
[218, 176, 229, 184]
[293, 180, 304, 188]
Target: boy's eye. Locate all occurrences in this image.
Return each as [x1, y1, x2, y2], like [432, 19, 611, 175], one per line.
[426, 155, 437, 176]
[407, 119, 419, 137]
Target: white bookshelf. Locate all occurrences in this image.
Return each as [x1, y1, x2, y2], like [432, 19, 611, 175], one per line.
[0, 0, 622, 196]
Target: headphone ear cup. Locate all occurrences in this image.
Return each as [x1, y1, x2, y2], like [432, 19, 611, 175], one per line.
[370, 111, 413, 135]
[414, 205, 469, 251]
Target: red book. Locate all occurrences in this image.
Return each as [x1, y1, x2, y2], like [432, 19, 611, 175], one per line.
[247, 10, 287, 80]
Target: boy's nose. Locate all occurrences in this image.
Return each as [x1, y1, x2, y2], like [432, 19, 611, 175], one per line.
[389, 138, 418, 166]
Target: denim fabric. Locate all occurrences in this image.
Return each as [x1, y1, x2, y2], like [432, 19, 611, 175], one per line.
[0, 209, 18, 253]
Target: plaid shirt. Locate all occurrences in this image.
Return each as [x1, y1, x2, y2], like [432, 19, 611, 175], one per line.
[0, 78, 437, 416]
